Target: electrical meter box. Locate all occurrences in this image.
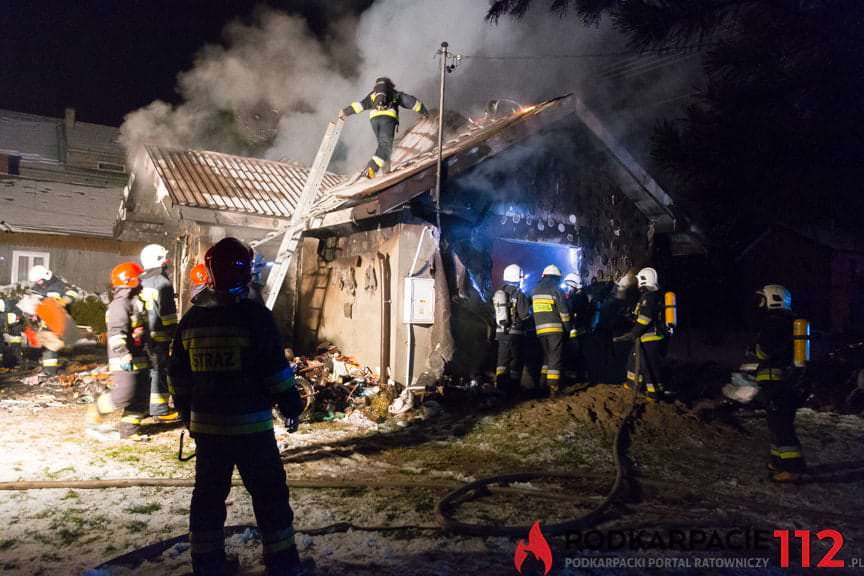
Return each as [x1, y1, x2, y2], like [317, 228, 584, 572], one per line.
[403, 277, 435, 324]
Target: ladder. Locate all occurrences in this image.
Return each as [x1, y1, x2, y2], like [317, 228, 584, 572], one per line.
[263, 118, 344, 309]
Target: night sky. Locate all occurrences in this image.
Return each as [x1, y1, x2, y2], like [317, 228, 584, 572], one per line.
[0, 0, 371, 126]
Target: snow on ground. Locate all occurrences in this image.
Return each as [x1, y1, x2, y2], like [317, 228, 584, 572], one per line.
[2, 366, 864, 575]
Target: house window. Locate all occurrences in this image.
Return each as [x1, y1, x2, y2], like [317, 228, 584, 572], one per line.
[10, 251, 50, 285]
[97, 161, 126, 174]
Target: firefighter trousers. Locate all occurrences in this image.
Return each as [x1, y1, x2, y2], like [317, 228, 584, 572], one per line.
[148, 345, 172, 416]
[538, 333, 564, 393]
[566, 335, 588, 384]
[191, 433, 300, 576]
[103, 371, 150, 435]
[495, 334, 524, 395]
[626, 340, 667, 400]
[763, 380, 806, 473]
[42, 348, 59, 376]
[368, 116, 397, 175]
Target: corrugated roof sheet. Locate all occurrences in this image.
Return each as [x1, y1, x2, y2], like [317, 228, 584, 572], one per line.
[0, 176, 122, 237]
[67, 121, 124, 158]
[146, 147, 345, 219]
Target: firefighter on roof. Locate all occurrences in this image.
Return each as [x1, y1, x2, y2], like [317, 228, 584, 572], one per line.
[28, 265, 80, 376]
[340, 77, 429, 179]
[493, 264, 531, 396]
[752, 284, 807, 483]
[87, 262, 151, 439]
[614, 267, 669, 401]
[531, 265, 571, 395]
[168, 237, 305, 576]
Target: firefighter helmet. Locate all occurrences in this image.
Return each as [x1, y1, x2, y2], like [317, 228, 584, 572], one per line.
[564, 273, 582, 289]
[205, 237, 253, 294]
[757, 284, 792, 310]
[111, 262, 144, 288]
[28, 265, 53, 284]
[502, 264, 524, 284]
[637, 267, 659, 290]
[140, 244, 169, 270]
[189, 263, 210, 287]
[542, 264, 562, 277]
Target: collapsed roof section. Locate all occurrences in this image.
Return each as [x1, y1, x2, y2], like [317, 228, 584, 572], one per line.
[311, 95, 680, 240]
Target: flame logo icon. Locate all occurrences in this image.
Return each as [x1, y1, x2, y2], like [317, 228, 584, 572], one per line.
[514, 521, 553, 575]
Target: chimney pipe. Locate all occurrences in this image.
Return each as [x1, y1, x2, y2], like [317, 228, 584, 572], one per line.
[64, 108, 76, 130]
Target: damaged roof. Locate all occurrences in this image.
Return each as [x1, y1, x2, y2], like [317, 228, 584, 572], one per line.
[311, 95, 677, 234]
[145, 147, 345, 219]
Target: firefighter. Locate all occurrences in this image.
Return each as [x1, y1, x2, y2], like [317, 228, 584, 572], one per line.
[28, 265, 80, 376]
[563, 273, 591, 385]
[168, 237, 305, 576]
[189, 263, 212, 305]
[531, 265, 571, 395]
[140, 244, 181, 422]
[752, 284, 806, 483]
[340, 77, 429, 178]
[86, 262, 151, 439]
[613, 267, 668, 401]
[1, 296, 24, 367]
[493, 264, 531, 395]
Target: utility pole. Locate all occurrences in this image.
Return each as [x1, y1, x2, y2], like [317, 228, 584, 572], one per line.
[435, 41, 448, 235]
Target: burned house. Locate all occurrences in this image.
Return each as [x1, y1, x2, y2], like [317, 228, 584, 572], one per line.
[0, 108, 139, 291]
[117, 95, 695, 386]
[297, 95, 694, 386]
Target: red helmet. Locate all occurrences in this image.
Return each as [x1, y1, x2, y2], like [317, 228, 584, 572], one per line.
[111, 262, 145, 288]
[205, 237, 253, 294]
[189, 263, 210, 287]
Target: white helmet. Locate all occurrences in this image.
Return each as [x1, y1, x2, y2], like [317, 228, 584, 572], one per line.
[28, 265, 53, 283]
[564, 273, 582, 289]
[637, 267, 659, 290]
[542, 264, 562, 277]
[140, 244, 169, 270]
[502, 264, 524, 284]
[757, 284, 792, 310]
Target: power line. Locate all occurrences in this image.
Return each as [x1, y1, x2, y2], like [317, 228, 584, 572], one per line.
[459, 43, 716, 61]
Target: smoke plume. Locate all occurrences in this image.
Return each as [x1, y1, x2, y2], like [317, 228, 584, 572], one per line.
[121, 1, 696, 173]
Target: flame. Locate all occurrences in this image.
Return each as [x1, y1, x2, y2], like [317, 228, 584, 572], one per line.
[514, 521, 553, 575]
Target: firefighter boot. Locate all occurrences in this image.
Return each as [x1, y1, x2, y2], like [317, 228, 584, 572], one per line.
[154, 410, 182, 424]
[193, 553, 240, 576]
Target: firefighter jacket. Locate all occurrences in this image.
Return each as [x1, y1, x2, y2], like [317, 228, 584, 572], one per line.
[621, 289, 665, 343]
[494, 283, 531, 337]
[754, 308, 795, 382]
[531, 276, 571, 336]
[140, 269, 178, 347]
[342, 90, 428, 123]
[566, 290, 592, 338]
[167, 298, 296, 437]
[106, 287, 150, 373]
[32, 277, 79, 303]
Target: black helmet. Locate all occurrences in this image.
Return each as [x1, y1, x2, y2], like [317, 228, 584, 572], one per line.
[375, 77, 393, 89]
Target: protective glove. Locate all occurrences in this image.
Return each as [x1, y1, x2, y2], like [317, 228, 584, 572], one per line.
[612, 335, 632, 343]
[279, 386, 305, 433]
[119, 353, 133, 372]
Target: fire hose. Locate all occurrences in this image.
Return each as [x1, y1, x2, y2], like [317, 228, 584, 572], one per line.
[437, 344, 642, 538]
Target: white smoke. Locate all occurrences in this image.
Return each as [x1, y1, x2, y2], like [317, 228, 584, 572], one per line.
[121, 1, 685, 173]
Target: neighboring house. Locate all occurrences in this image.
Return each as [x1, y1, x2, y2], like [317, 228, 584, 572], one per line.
[117, 95, 700, 385]
[0, 108, 142, 292]
[737, 225, 864, 335]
